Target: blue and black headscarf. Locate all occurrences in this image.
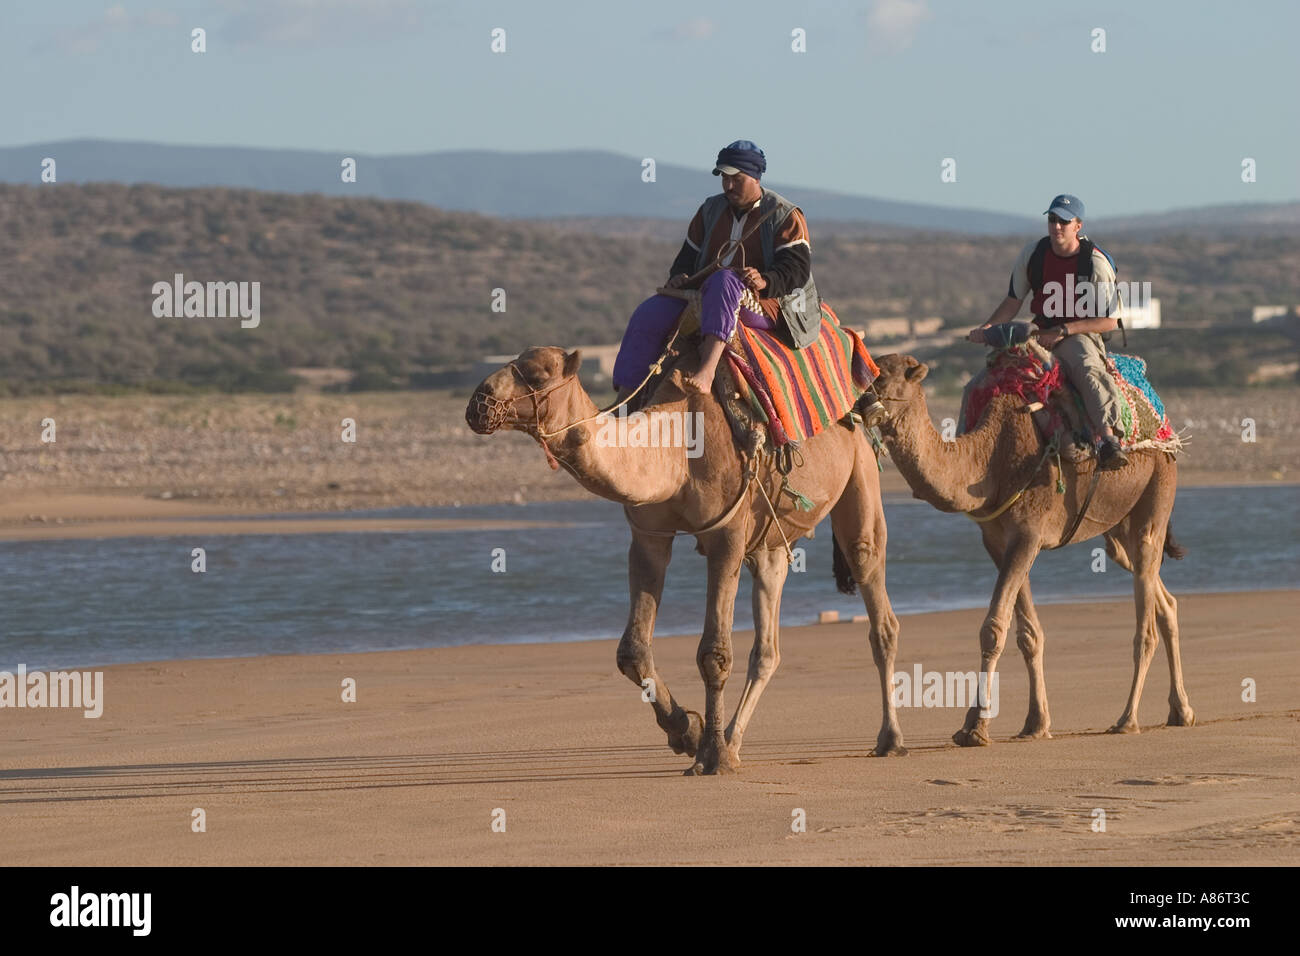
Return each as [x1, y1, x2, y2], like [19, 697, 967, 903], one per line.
[712, 140, 766, 180]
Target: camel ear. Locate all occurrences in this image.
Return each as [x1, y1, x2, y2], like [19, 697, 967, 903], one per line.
[563, 349, 582, 378]
[904, 361, 929, 383]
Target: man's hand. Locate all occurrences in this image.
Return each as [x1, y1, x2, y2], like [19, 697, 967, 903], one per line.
[1036, 327, 1065, 349]
[967, 326, 990, 344]
[741, 267, 767, 292]
[664, 273, 689, 290]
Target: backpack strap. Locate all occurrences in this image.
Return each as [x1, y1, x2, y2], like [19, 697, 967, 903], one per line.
[1027, 236, 1050, 293]
[1076, 237, 1095, 283]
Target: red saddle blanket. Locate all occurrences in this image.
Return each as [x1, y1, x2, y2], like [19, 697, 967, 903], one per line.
[724, 302, 879, 447]
[962, 343, 1180, 452]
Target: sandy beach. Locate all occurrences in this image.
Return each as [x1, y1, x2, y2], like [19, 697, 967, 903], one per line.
[1, 590, 1295, 866]
[2, 388, 1296, 866]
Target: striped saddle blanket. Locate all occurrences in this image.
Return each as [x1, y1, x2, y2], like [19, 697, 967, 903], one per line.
[724, 302, 879, 447]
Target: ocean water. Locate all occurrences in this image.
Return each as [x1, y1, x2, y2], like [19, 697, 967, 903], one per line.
[0, 485, 1296, 671]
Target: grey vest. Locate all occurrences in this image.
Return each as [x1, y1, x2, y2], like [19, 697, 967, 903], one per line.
[694, 188, 821, 349]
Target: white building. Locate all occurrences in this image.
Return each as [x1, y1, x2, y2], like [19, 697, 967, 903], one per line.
[1122, 297, 1161, 329]
[1252, 305, 1294, 323]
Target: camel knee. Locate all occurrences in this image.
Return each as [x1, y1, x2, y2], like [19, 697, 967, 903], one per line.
[844, 539, 885, 583]
[697, 643, 732, 686]
[979, 617, 1009, 660]
[1015, 625, 1042, 659]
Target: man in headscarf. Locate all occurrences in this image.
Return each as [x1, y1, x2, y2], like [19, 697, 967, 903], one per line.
[612, 140, 822, 398]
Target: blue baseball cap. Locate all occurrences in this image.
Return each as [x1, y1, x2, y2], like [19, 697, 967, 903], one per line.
[1044, 194, 1084, 221]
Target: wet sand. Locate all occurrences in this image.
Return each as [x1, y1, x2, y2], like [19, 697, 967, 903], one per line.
[1, 590, 1295, 866]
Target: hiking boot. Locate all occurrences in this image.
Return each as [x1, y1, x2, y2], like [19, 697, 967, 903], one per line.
[1097, 436, 1128, 471]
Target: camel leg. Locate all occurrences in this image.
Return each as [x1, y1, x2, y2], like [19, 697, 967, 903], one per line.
[686, 529, 746, 775]
[1108, 523, 1165, 734]
[1105, 528, 1193, 727]
[724, 547, 788, 762]
[1156, 578, 1195, 727]
[1012, 579, 1052, 739]
[830, 472, 904, 757]
[615, 531, 704, 757]
[955, 533, 1040, 747]
[981, 530, 1051, 739]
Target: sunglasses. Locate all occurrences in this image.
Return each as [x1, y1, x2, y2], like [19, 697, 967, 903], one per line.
[1047, 214, 1076, 226]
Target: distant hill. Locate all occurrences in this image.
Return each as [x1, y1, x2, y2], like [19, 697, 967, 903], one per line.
[7, 140, 1298, 237]
[0, 139, 1044, 235]
[0, 183, 1296, 395]
[1104, 201, 1300, 237]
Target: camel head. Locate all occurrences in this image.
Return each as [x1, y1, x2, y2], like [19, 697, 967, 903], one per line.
[465, 347, 583, 436]
[871, 354, 929, 433]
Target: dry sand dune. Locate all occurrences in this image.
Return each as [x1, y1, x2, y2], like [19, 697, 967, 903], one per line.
[1, 591, 1295, 866]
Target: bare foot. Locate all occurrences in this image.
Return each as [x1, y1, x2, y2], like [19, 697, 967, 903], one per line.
[683, 368, 715, 394]
[685, 336, 726, 396]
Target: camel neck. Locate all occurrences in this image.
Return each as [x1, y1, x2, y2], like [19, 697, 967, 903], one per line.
[545, 393, 690, 506]
[879, 394, 1002, 513]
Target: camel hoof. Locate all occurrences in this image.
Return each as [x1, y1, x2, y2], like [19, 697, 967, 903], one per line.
[667, 710, 704, 757]
[869, 733, 908, 757]
[952, 727, 992, 747]
[683, 757, 740, 776]
[1106, 721, 1139, 735]
[1014, 727, 1052, 740]
[1166, 708, 1195, 727]
[869, 745, 909, 757]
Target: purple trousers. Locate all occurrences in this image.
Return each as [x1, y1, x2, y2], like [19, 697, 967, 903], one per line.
[612, 269, 774, 389]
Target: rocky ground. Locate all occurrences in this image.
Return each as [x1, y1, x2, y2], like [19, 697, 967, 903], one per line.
[0, 386, 1295, 521]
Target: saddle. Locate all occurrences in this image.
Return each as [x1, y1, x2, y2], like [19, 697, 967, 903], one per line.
[624, 325, 772, 460]
[959, 341, 1182, 461]
[633, 291, 879, 460]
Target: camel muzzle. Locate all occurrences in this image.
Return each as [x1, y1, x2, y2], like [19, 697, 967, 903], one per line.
[465, 386, 506, 434]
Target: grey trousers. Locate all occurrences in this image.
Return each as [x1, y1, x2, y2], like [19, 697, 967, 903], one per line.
[1053, 332, 1125, 439]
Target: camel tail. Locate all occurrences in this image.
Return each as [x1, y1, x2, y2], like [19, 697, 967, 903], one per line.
[1164, 522, 1187, 561]
[832, 534, 858, 595]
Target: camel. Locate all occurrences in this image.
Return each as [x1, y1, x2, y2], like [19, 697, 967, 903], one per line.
[869, 352, 1194, 746]
[466, 345, 903, 774]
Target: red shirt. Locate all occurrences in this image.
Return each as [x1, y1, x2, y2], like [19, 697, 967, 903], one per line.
[1030, 247, 1078, 324]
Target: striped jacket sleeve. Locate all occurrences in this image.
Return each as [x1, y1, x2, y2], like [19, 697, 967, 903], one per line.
[761, 208, 811, 298]
[668, 207, 706, 278]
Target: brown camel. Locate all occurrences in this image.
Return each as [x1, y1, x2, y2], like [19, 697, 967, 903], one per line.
[466, 346, 903, 774]
[870, 352, 1194, 745]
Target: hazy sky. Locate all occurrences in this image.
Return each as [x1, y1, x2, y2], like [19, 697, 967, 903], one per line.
[4, 0, 1298, 217]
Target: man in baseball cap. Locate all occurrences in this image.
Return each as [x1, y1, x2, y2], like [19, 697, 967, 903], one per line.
[969, 193, 1129, 469]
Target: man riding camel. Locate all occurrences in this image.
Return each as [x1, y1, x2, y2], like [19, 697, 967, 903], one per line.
[613, 141, 885, 422]
[970, 193, 1128, 470]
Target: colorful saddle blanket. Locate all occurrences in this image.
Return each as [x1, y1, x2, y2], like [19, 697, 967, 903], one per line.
[724, 302, 879, 447]
[960, 343, 1180, 453]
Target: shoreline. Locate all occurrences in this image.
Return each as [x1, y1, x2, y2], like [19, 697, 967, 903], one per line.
[1, 589, 1295, 865]
[5, 586, 1297, 675]
[2, 477, 1295, 542]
